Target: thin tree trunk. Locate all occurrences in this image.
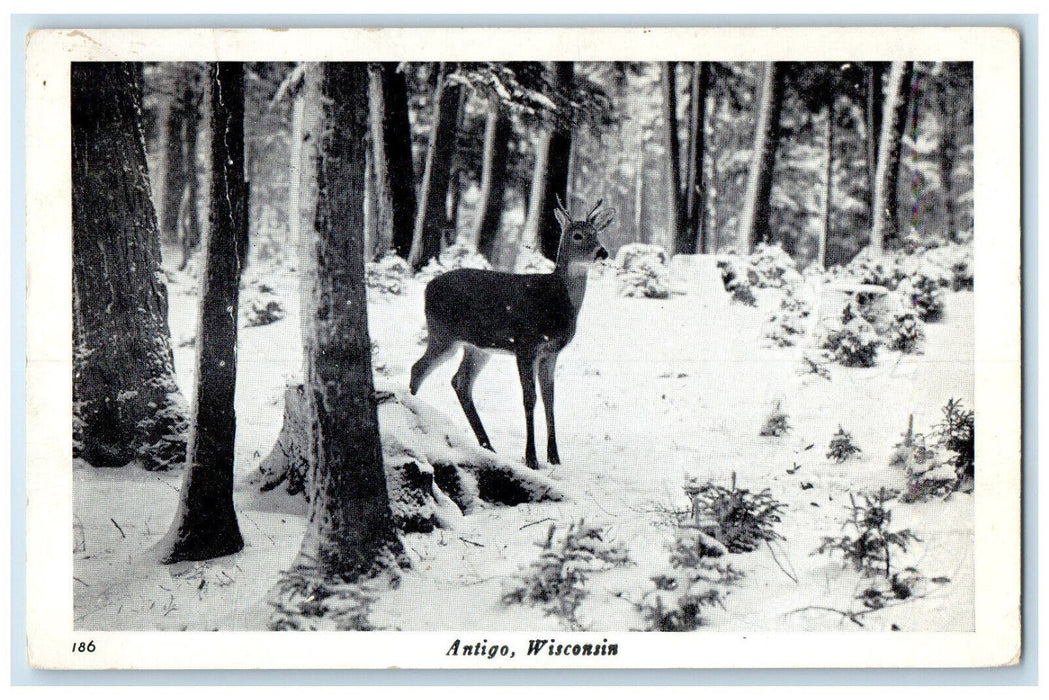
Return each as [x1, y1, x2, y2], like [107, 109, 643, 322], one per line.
[685, 62, 710, 253]
[295, 62, 402, 580]
[446, 87, 469, 240]
[819, 96, 835, 268]
[368, 63, 417, 260]
[938, 76, 957, 242]
[159, 65, 189, 244]
[473, 93, 512, 262]
[287, 87, 305, 257]
[177, 65, 202, 269]
[522, 62, 575, 262]
[157, 62, 248, 563]
[870, 61, 909, 255]
[885, 62, 915, 245]
[662, 62, 687, 254]
[408, 63, 461, 270]
[71, 62, 188, 471]
[364, 139, 378, 260]
[635, 138, 647, 244]
[865, 63, 888, 231]
[739, 62, 784, 252]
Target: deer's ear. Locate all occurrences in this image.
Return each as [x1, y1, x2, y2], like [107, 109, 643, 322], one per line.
[554, 208, 571, 232]
[591, 207, 616, 232]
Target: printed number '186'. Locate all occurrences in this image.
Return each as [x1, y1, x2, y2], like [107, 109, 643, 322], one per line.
[72, 641, 95, 653]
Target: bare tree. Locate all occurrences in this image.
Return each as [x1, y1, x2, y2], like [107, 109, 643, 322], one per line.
[870, 61, 911, 254]
[685, 62, 711, 253]
[71, 61, 188, 471]
[738, 62, 785, 251]
[409, 62, 461, 270]
[294, 62, 403, 580]
[661, 62, 687, 253]
[368, 62, 418, 260]
[156, 62, 248, 563]
[473, 90, 512, 262]
[521, 61, 575, 261]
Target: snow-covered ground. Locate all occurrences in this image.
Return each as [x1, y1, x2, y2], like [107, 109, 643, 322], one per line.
[73, 248, 974, 633]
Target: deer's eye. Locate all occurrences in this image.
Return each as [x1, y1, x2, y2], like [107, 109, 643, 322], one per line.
[572, 232, 583, 242]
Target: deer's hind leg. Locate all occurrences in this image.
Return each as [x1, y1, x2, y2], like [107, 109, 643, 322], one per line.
[452, 345, 494, 452]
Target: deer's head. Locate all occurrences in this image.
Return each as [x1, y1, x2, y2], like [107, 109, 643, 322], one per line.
[553, 197, 614, 267]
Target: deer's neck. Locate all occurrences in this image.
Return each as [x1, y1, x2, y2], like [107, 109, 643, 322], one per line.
[554, 258, 591, 314]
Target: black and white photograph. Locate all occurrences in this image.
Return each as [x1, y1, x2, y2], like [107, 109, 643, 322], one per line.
[24, 26, 1021, 670]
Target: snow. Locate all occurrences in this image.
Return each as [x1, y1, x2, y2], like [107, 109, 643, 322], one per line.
[73, 245, 975, 633]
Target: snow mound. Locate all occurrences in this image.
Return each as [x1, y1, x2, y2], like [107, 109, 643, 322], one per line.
[247, 383, 564, 533]
[513, 247, 556, 274]
[366, 253, 412, 295]
[416, 244, 492, 283]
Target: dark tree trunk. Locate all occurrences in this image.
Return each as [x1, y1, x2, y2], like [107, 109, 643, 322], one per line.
[368, 63, 417, 260]
[884, 61, 915, 246]
[662, 62, 687, 254]
[159, 65, 189, 244]
[473, 93, 512, 262]
[739, 62, 785, 251]
[446, 87, 470, 241]
[865, 62, 888, 231]
[685, 61, 710, 253]
[870, 62, 911, 254]
[296, 62, 402, 581]
[408, 63, 461, 270]
[71, 62, 188, 471]
[819, 95, 836, 268]
[538, 62, 575, 262]
[156, 62, 248, 564]
[178, 65, 203, 269]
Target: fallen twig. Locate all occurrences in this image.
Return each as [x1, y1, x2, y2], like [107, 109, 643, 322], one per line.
[110, 518, 125, 538]
[519, 517, 554, 530]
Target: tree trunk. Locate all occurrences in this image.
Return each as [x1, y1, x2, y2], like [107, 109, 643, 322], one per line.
[738, 62, 784, 252]
[473, 93, 512, 262]
[287, 86, 306, 258]
[662, 62, 687, 254]
[446, 87, 470, 241]
[634, 139, 647, 244]
[522, 62, 575, 262]
[864, 63, 888, 231]
[886, 62, 915, 245]
[819, 95, 835, 268]
[295, 62, 402, 581]
[368, 63, 417, 260]
[408, 63, 461, 270]
[156, 62, 248, 564]
[158, 65, 189, 244]
[177, 65, 202, 269]
[870, 61, 910, 255]
[685, 62, 710, 253]
[71, 62, 188, 471]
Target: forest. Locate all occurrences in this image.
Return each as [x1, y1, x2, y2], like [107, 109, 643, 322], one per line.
[71, 60, 976, 633]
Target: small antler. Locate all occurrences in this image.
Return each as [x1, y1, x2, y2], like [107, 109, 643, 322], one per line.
[555, 193, 571, 219]
[586, 199, 604, 221]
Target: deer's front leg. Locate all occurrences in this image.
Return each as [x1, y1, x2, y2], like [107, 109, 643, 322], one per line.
[516, 351, 539, 469]
[536, 352, 560, 465]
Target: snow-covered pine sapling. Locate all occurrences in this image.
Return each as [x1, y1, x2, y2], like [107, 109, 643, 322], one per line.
[815, 488, 920, 582]
[684, 473, 786, 553]
[760, 402, 791, 437]
[365, 252, 411, 295]
[935, 398, 975, 490]
[885, 311, 925, 353]
[822, 318, 881, 367]
[502, 519, 629, 630]
[827, 425, 861, 463]
[410, 199, 613, 470]
[638, 559, 742, 631]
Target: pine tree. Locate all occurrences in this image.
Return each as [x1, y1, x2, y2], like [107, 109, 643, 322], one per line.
[156, 62, 248, 563]
[71, 61, 188, 471]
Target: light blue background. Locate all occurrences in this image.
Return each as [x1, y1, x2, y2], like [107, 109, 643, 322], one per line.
[9, 13, 1038, 686]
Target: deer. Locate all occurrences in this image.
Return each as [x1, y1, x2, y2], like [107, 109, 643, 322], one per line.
[409, 198, 614, 470]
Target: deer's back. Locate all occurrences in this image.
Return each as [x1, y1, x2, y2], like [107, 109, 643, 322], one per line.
[424, 268, 576, 352]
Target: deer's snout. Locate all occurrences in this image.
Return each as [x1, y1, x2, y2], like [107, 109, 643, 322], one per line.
[595, 247, 609, 261]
